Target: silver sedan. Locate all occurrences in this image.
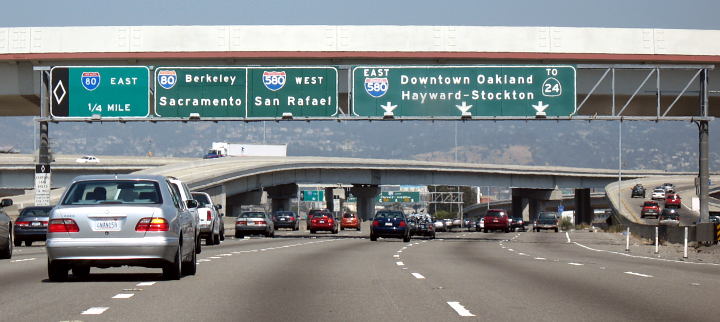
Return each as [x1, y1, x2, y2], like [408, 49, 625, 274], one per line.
[46, 175, 198, 281]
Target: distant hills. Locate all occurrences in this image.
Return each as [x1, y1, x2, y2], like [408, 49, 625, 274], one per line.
[0, 116, 717, 172]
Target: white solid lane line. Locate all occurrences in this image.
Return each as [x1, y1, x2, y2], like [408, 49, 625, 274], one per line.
[393, 254, 400, 258]
[81, 307, 109, 315]
[568, 263, 584, 266]
[566, 232, 571, 243]
[411, 273, 425, 279]
[136, 282, 156, 286]
[534, 257, 546, 260]
[112, 293, 134, 299]
[396, 262, 405, 266]
[625, 271, 653, 278]
[447, 302, 476, 317]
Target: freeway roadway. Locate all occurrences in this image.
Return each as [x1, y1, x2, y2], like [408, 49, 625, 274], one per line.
[1, 225, 718, 321]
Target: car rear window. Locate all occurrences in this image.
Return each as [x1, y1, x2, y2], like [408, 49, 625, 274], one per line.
[240, 212, 266, 218]
[375, 211, 404, 219]
[538, 212, 558, 219]
[275, 211, 295, 217]
[486, 211, 505, 217]
[62, 180, 162, 205]
[19, 207, 53, 217]
[643, 201, 657, 207]
[343, 213, 356, 218]
[191, 193, 212, 206]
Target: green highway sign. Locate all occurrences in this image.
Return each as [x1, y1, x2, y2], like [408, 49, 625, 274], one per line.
[155, 67, 246, 117]
[246, 67, 338, 118]
[50, 66, 150, 118]
[352, 65, 576, 117]
[154, 66, 338, 118]
[302, 190, 325, 202]
[377, 191, 421, 203]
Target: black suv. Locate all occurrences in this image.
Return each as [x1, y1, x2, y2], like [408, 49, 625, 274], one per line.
[510, 217, 527, 232]
[631, 184, 646, 198]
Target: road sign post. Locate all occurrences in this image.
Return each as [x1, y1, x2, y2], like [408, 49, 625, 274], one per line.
[50, 66, 150, 119]
[34, 164, 51, 206]
[352, 65, 576, 118]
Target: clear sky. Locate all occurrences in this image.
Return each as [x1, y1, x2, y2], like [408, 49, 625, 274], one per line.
[1, 0, 719, 29]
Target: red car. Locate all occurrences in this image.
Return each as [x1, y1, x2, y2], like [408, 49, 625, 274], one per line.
[640, 201, 660, 218]
[664, 193, 681, 209]
[483, 209, 511, 233]
[341, 213, 360, 231]
[309, 211, 338, 234]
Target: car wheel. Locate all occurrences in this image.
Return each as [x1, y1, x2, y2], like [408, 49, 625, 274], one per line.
[430, 234, 436, 239]
[13, 238, 21, 247]
[163, 245, 182, 280]
[195, 235, 202, 254]
[219, 227, 225, 241]
[403, 235, 411, 243]
[555, 228, 559, 233]
[205, 234, 214, 246]
[270, 230, 275, 238]
[483, 229, 488, 233]
[332, 228, 338, 234]
[181, 239, 197, 276]
[235, 233, 244, 239]
[370, 233, 377, 241]
[72, 266, 90, 279]
[48, 260, 68, 282]
[214, 233, 221, 245]
[25, 240, 32, 247]
[357, 226, 361, 231]
[1, 231, 12, 259]
[310, 230, 316, 234]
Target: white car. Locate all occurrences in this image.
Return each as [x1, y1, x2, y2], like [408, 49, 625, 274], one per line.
[75, 155, 99, 163]
[191, 191, 224, 246]
[651, 188, 665, 200]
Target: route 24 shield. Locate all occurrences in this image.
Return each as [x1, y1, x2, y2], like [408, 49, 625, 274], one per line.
[262, 71, 286, 91]
[81, 72, 101, 91]
[157, 70, 177, 90]
[364, 78, 388, 98]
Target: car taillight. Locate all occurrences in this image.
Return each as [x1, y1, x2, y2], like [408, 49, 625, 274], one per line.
[41, 221, 48, 227]
[254, 220, 264, 225]
[372, 220, 379, 227]
[328, 219, 334, 224]
[399, 221, 407, 227]
[289, 217, 295, 221]
[14, 221, 30, 227]
[48, 219, 79, 233]
[206, 210, 212, 221]
[135, 218, 169, 231]
[237, 220, 247, 225]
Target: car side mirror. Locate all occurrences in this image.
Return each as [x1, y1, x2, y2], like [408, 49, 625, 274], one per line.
[215, 204, 222, 210]
[0, 199, 12, 207]
[186, 199, 198, 209]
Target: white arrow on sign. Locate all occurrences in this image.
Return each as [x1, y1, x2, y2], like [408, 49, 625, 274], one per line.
[532, 101, 549, 117]
[456, 101, 472, 116]
[381, 101, 397, 117]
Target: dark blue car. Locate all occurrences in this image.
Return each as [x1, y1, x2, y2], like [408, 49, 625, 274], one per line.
[370, 210, 411, 242]
[13, 206, 53, 246]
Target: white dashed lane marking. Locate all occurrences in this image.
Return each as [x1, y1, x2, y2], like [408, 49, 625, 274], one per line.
[393, 254, 400, 258]
[396, 262, 405, 266]
[411, 273, 425, 279]
[136, 282, 156, 286]
[534, 257, 546, 260]
[625, 271, 653, 278]
[568, 263, 584, 266]
[81, 307, 109, 315]
[447, 302, 476, 317]
[112, 293, 134, 299]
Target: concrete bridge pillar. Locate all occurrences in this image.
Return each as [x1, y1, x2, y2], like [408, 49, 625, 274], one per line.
[529, 199, 545, 222]
[574, 188, 592, 225]
[511, 195, 528, 221]
[203, 185, 227, 216]
[351, 184, 380, 221]
[265, 183, 298, 214]
[226, 189, 265, 217]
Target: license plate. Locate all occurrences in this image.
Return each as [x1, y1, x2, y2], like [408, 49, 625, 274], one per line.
[280, 218, 286, 221]
[385, 222, 393, 226]
[92, 219, 121, 232]
[247, 222, 255, 226]
[319, 220, 325, 224]
[31, 222, 41, 227]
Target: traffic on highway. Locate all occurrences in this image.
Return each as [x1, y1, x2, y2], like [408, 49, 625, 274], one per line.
[1, 175, 719, 321]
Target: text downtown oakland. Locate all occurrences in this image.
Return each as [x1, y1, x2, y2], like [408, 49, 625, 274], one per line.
[393, 73, 541, 104]
[156, 72, 332, 108]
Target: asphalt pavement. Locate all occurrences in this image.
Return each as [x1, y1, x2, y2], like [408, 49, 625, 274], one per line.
[1, 226, 718, 321]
